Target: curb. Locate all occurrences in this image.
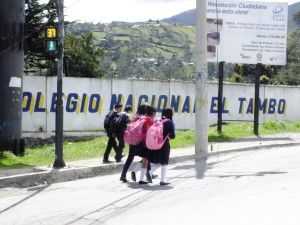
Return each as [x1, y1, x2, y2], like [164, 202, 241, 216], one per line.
[0, 163, 122, 189]
[1, 141, 300, 189]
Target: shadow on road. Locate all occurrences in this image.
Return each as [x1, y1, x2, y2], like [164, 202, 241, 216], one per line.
[170, 150, 288, 181]
[214, 171, 287, 179]
[126, 182, 174, 191]
[63, 182, 173, 225]
[0, 184, 50, 215]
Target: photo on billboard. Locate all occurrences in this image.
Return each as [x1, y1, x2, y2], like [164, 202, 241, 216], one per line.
[207, 45, 217, 58]
[207, 18, 223, 59]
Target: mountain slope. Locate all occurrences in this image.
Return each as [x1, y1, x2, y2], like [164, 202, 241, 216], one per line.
[161, 2, 300, 30]
[161, 9, 196, 25]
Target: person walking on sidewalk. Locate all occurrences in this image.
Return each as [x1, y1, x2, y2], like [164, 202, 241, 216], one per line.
[120, 104, 147, 182]
[103, 104, 125, 163]
[116, 105, 133, 161]
[148, 107, 176, 185]
[138, 105, 157, 184]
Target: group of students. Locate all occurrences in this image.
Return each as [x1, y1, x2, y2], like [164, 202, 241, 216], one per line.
[103, 103, 132, 163]
[103, 104, 176, 186]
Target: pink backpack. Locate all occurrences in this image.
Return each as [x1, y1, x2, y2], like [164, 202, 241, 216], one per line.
[124, 116, 145, 145]
[146, 118, 170, 150]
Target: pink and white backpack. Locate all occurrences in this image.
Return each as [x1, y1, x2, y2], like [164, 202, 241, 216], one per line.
[124, 116, 145, 145]
[146, 118, 170, 150]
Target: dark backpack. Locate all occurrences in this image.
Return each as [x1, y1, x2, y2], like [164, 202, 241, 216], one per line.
[104, 110, 117, 131]
[108, 113, 128, 134]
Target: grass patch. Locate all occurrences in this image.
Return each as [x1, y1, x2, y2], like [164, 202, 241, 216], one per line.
[92, 31, 106, 40]
[0, 151, 32, 169]
[1, 119, 300, 170]
[113, 36, 131, 41]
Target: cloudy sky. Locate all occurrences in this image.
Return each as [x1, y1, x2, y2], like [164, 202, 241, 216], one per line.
[46, 0, 299, 23]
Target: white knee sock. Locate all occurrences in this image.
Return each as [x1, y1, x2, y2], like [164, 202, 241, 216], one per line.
[140, 168, 146, 181]
[149, 163, 161, 175]
[161, 165, 167, 182]
[134, 161, 142, 173]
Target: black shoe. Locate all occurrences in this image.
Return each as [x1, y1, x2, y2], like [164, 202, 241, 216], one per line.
[146, 172, 153, 183]
[139, 181, 149, 185]
[131, 171, 136, 182]
[115, 154, 126, 163]
[120, 177, 128, 183]
[103, 159, 113, 163]
[152, 174, 158, 179]
[160, 182, 170, 186]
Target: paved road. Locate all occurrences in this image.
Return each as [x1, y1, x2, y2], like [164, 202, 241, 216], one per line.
[1, 145, 300, 225]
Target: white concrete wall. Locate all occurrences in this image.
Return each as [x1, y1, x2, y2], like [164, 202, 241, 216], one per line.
[22, 76, 299, 138]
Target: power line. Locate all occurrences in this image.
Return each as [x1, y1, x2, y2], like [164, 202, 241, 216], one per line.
[65, 0, 83, 12]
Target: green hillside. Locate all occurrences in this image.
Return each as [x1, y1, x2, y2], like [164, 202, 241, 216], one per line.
[68, 21, 197, 80]
[96, 22, 196, 58]
[65, 3, 300, 83]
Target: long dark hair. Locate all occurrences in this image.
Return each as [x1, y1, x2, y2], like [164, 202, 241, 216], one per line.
[146, 105, 157, 116]
[137, 104, 147, 115]
[162, 107, 173, 120]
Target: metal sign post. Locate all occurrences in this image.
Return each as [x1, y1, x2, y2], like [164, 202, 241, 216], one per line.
[254, 63, 262, 136]
[217, 61, 225, 133]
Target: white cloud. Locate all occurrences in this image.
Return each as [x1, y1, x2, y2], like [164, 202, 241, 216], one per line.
[64, 0, 195, 23]
[42, 0, 299, 23]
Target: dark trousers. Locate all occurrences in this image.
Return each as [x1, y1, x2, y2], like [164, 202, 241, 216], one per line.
[116, 132, 125, 160]
[103, 135, 118, 161]
[121, 145, 136, 178]
[103, 132, 125, 161]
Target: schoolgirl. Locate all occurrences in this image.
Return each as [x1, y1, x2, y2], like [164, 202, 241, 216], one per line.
[120, 104, 147, 182]
[138, 105, 157, 184]
[148, 107, 176, 185]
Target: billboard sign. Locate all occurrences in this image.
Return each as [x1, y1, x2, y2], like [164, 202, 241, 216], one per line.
[206, 0, 288, 65]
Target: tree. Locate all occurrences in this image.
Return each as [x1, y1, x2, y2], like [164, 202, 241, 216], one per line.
[293, 10, 300, 25]
[270, 29, 300, 85]
[268, 10, 300, 85]
[231, 64, 256, 83]
[25, 1, 105, 78]
[24, 0, 57, 73]
[61, 32, 105, 78]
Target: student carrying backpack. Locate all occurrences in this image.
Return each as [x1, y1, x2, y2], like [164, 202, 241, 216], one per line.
[146, 118, 170, 150]
[103, 104, 126, 163]
[108, 112, 127, 134]
[124, 116, 146, 145]
[120, 104, 147, 183]
[104, 110, 117, 132]
[148, 107, 176, 186]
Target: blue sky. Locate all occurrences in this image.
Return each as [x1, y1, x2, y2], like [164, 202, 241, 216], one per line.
[41, 0, 299, 23]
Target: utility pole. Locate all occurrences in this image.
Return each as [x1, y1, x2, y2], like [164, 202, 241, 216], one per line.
[195, 0, 208, 159]
[0, 0, 25, 154]
[53, 0, 65, 168]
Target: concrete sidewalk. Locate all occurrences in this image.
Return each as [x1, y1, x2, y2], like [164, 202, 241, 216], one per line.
[1, 133, 300, 189]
